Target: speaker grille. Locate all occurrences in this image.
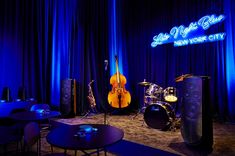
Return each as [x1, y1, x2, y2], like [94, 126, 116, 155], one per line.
[181, 76, 213, 148]
[60, 79, 76, 117]
[181, 77, 202, 144]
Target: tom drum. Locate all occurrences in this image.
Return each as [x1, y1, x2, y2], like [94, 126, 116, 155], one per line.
[163, 87, 177, 102]
[146, 84, 163, 97]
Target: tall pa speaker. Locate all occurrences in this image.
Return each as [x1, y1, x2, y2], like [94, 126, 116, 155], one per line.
[60, 79, 77, 118]
[181, 76, 213, 149]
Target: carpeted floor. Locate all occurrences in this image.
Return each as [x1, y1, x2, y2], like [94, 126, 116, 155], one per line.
[2, 113, 235, 156]
[37, 113, 235, 156]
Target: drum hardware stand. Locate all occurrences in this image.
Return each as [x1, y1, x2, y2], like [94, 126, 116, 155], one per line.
[141, 118, 148, 127]
[132, 104, 146, 119]
[168, 97, 181, 131]
[168, 110, 181, 131]
[169, 118, 181, 131]
[104, 60, 109, 125]
[132, 79, 150, 120]
[81, 107, 98, 119]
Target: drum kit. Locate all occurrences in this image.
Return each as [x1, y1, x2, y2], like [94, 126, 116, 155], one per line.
[137, 80, 179, 131]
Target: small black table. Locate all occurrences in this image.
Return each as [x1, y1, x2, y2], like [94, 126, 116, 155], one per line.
[46, 124, 124, 155]
[10, 111, 61, 122]
[9, 110, 61, 155]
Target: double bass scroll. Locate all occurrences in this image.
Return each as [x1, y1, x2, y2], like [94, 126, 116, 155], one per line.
[108, 56, 131, 108]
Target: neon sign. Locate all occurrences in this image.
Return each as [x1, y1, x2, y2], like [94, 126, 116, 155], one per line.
[151, 14, 226, 47]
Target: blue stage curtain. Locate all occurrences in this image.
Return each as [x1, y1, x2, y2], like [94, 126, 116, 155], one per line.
[0, 0, 234, 120]
[0, 0, 110, 114]
[224, 0, 235, 121]
[116, 0, 233, 121]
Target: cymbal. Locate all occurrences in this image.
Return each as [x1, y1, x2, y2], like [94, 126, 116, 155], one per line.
[138, 81, 151, 86]
[175, 74, 193, 82]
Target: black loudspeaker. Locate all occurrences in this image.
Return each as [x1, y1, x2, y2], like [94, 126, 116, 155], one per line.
[181, 76, 213, 149]
[17, 87, 26, 101]
[60, 79, 77, 117]
[1, 87, 12, 102]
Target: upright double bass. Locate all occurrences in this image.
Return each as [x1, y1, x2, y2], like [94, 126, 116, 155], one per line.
[108, 56, 131, 108]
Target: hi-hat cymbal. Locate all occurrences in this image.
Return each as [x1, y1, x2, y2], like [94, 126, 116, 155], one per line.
[175, 74, 193, 82]
[138, 81, 151, 86]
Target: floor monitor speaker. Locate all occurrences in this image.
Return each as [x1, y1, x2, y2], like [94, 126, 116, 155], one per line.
[60, 79, 77, 117]
[181, 76, 213, 149]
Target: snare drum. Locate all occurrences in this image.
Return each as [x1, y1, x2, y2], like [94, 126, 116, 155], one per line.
[144, 96, 158, 105]
[144, 101, 175, 130]
[163, 87, 177, 102]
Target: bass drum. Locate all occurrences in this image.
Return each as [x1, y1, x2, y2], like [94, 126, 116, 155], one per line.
[144, 101, 175, 131]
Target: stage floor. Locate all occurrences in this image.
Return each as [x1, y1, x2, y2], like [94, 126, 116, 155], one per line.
[2, 113, 235, 156]
[40, 113, 235, 156]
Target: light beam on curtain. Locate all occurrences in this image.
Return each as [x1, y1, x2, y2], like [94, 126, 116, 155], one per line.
[50, 0, 75, 106]
[109, 0, 123, 75]
[224, 0, 235, 121]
